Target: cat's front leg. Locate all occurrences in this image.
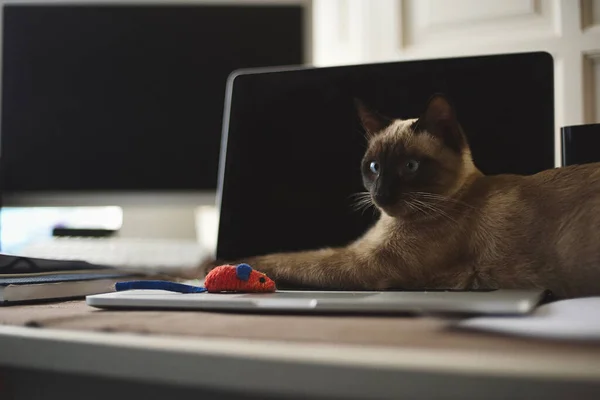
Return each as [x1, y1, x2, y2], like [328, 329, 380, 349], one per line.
[202, 247, 381, 290]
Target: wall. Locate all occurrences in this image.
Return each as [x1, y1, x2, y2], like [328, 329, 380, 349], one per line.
[311, 0, 600, 167]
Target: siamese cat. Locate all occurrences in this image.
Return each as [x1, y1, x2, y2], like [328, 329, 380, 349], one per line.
[205, 94, 600, 299]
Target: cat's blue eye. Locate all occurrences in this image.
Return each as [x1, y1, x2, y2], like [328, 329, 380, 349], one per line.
[369, 161, 379, 174]
[405, 159, 420, 173]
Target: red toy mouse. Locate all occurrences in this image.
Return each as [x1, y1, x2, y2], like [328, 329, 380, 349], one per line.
[115, 263, 276, 294]
[204, 263, 276, 293]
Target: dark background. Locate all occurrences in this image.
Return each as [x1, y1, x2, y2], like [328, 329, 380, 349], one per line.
[217, 52, 555, 260]
[0, 4, 304, 192]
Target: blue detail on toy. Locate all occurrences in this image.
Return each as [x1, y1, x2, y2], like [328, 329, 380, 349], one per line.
[235, 263, 253, 281]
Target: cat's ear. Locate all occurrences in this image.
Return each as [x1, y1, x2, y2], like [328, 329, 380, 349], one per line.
[413, 94, 465, 153]
[354, 98, 392, 137]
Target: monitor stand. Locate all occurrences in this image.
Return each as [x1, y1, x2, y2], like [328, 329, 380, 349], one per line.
[118, 203, 218, 242]
[1, 191, 219, 255]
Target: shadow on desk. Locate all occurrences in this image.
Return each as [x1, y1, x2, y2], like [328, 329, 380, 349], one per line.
[1, 367, 300, 400]
[3, 363, 600, 400]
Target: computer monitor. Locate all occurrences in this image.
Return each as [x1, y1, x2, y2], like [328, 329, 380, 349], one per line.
[561, 123, 600, 166]
[0, 1, 307, 244]
[217, 52, 555, 261]
[0, 1, 306, 205]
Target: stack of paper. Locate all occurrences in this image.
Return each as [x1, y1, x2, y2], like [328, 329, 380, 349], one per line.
[455, 297, 600, 341]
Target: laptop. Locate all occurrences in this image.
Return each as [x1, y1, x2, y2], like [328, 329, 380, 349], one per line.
[88, 52, 555, 315]
[86, 289, 549, 315]
[215, 52, 554, 261]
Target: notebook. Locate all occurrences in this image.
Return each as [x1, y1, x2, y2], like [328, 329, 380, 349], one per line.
[0, 254, 137, 304]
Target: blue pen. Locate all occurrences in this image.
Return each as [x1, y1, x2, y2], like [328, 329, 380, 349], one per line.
[115, 280, 207, 293]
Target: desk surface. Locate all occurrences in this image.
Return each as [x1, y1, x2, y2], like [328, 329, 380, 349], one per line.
[1, 301, 600, 399]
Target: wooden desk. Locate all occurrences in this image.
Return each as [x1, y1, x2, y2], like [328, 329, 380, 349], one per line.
[0, 301, 599, 399]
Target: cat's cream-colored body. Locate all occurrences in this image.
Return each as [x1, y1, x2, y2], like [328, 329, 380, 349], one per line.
[228, 162, 600, 298]
[205, 96, 600, 299]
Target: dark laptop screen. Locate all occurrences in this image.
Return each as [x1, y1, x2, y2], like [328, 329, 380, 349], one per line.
[217, 53, 554, 260]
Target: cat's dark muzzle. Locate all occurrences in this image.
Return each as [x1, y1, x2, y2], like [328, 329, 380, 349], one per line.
[373, 192, 397, 207]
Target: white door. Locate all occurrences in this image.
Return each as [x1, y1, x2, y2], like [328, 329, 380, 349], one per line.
[312, 0, 600, 166]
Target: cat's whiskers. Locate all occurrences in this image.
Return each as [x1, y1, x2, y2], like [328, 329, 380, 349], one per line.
[421, 200, 459, 225]
[405, 199, 429, 218]
[411, 191, 476, 210]
[405, 195, 459, 225]
[350, 192, 375, 215]
[403, 197, 430, 217]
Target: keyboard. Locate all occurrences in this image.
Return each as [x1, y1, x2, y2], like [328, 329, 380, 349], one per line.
[17, 237, 208, 274]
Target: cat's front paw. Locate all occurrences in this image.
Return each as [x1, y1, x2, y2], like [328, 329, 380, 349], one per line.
[199, 258, 227, 277]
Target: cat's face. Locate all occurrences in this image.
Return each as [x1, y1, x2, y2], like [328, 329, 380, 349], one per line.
[357, 95, 475, 218]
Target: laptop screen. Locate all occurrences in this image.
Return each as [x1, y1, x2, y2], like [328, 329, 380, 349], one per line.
[217, 53, 554, 261]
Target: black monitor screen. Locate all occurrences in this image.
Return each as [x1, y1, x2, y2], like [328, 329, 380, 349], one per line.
[217, 52, 555, 260]
[0, 4, 304, 192]
[562, 124, 600, 166]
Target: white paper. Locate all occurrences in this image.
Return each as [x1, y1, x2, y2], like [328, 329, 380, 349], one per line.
[455, 297, 600, 341]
